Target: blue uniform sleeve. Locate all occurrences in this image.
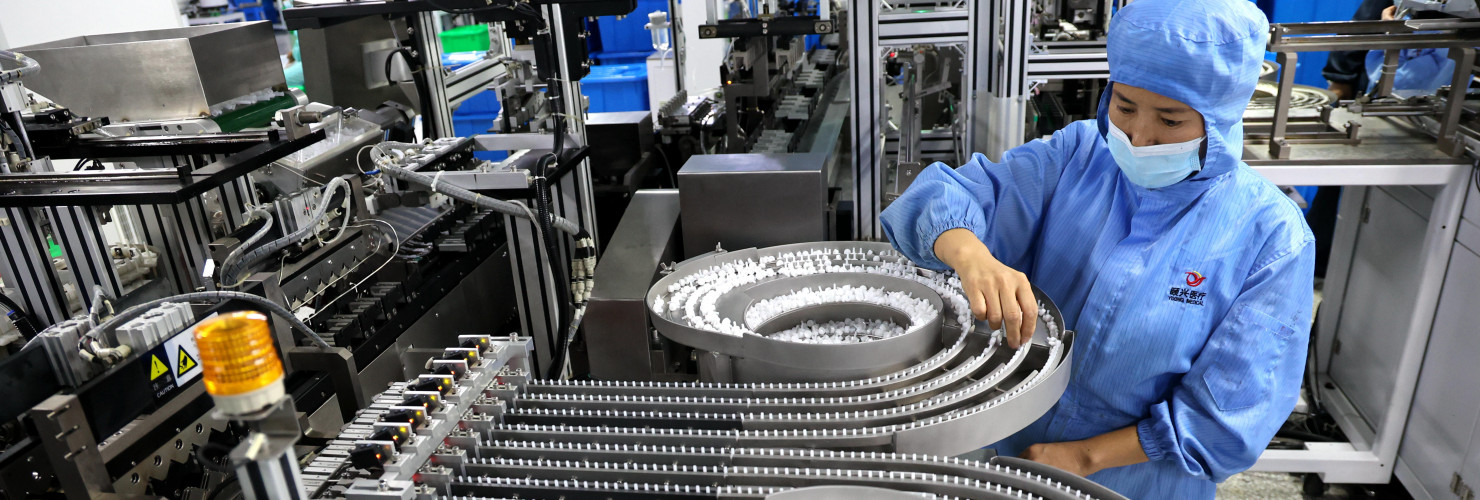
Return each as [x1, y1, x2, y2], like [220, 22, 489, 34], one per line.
[1136, 238, 1315, 482]
[879, 125, 1077, 271]
[1366, 47, 1457, 94]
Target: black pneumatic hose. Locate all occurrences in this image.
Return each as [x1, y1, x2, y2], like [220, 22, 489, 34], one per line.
[535, 174, 572, 379]
[538, 82, 575, 379]
[0, 294, 39, 339]
[535, 175, 569, 376]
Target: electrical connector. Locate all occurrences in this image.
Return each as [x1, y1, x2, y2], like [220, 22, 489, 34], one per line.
[370, 421, 413, 445]
[381, 406, 428, 428]
[410, 377, 451, 395]
[400, 393, 441, 412]
[349, 442, 393, 470]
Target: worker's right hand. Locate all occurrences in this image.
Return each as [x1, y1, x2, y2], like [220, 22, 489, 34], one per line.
[1327, 81, 1356, 101]
[933, 228, 1037, 349]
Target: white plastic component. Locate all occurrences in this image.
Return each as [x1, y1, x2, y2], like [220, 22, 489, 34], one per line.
[655, 246, 974, 339]
[744, 285, 933, 331]
[211, 378, 285, 415]
[645, 11, 671, 51]
[115, 302, 196, 351]
[768, 319, 907, 344]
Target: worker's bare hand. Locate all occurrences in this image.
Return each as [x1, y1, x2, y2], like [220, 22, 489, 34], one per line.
[1021, 442, 1096, 477]
[1382, 5, 1398, 21]
[1327, 81, 1355, 100]
[933, 228, 1037, 349]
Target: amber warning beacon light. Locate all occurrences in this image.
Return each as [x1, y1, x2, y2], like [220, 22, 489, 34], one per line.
[193, 311, 285, 415]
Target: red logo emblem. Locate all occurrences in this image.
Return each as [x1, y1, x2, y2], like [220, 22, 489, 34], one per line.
[1185, 271, 1206, 287]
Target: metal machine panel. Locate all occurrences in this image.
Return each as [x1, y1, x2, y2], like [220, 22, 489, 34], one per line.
[0, 207, 69, 326]
[1467, 392, 1480, 500]
[1331, 187, 1430, 429]
[585, 189, 680, 380]
[1464, 178, 1480, 225]
[1398, 242, 1480, 500]
[677, 153, 827, 257]
[585, 111, 654, 178]
[135, 201, 215, 298]
[15, 22, 285, 122]
[396, 241, 518, 361]
[1461, 217, 1480, 255]
[45, 205, 125, 311]
[1387, 185, 1437, 218]
[299, 17, 410, 112]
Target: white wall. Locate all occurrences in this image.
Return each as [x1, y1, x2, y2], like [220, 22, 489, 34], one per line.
[0, 0, 185, 49]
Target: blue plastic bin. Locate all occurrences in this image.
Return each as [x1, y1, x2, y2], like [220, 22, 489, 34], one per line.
[238, 6, 267, 21]
[441, 51, 485, 71]
[229, 0, 274, 22]
[456, 89, 503, 115]
[583, 64, 650, 113]
[452, 96, 509, 161]
[594, 0, 667, 53]
[590, 50, 655, 66]
[449, 55, 505, 161]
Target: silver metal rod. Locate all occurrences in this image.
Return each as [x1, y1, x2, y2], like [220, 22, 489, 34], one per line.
[1372, 49, 1400, 98]
[1436, 47, 1476, 155]
[1268, 51, 1298, 159]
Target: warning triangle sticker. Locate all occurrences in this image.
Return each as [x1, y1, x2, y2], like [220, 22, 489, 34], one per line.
[177, 346, 198, 376]
[150, 355, 169, 380]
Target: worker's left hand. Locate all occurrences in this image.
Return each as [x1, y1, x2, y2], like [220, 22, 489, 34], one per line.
[1020, 441, 1097, 477]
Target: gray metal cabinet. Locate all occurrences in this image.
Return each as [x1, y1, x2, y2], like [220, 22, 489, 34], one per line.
[1400, 235, 1480, 500]
[1331, 187, 1432, 428]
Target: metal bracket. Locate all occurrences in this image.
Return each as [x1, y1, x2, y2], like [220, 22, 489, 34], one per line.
[1268, 51, 1298, 159]
[225, 398, 307, 500]
[289, 346, 368, 421]
[698, 16, 831, 39]
[1436, 47, 1475, 157]
[277, 106, 325, 141]
[29, 394, 113, 499]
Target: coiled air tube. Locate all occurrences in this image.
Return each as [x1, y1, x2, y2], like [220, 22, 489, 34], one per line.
[219, 177, 350, 286]
[218, 208, 274, 287]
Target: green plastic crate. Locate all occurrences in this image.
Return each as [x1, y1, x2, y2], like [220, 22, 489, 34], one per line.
[439, 24, 490, 54]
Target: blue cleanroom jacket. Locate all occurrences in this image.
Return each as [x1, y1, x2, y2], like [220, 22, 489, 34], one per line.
[1365, 47, 1457, 95]
[880, 0, 1315, 497]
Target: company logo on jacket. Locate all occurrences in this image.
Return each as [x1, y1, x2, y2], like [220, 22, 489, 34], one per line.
[1169, 271, 1207, 306]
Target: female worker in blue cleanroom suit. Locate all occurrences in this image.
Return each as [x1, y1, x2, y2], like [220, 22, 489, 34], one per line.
[880, 0, 1314, 497]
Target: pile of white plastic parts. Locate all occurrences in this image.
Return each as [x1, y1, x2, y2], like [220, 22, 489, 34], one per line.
[650, 245, 1061, 344]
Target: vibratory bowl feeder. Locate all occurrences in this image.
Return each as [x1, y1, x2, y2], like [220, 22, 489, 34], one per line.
[645, 241, 1077, 454]
[307, 242, 1119, 500]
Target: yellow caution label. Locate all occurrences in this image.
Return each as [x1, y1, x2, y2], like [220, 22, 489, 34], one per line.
[176, 346, 198, 376]
[150, 355, 169, 380]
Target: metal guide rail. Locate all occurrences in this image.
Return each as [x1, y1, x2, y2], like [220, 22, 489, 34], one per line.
[304, 337, 1119, 500]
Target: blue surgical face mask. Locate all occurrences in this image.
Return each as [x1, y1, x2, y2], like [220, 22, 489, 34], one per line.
[1106, 118, 1205, 189]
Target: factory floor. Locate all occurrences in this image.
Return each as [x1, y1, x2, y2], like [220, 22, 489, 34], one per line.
[1219, 472, 1323, 498]
[1218, 471, 1414, 499]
